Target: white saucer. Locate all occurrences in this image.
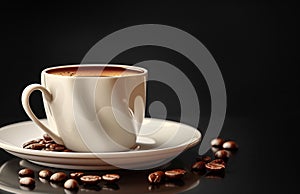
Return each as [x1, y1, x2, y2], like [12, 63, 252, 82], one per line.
[0, 118, 201, 170]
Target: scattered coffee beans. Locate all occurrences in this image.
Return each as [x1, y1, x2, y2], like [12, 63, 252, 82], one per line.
[214, 150, 231, 160]
[196, 155, 211, 163]
[64, 179, 79, 190]
[39, 169, 53, 179]
[48, 143, 66, 151]
[43, 133, 52, 141]
[222, 140, 239, 150]
[18, 168, 34, 178]
[23, 135, 73, 152]
[205, 159, 226, 172]
[24, 143, 45, 150]
[50, 172, 67, 182]
[211, 147, 220, 153]
[210, 138, 224, 147]
[70, 172, 84, 180]
[80, 175, 101, 185]
[19, 177, 35, 186]
[212, 159, 226, 165]
[102, 174, 120, 183]
[148, 171, 165, 184]
[22, 139, 42, 148]
[165, 169, 186, 179]
[191, 161, 206, 171]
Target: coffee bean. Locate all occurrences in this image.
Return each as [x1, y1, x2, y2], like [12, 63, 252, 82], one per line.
[39, 177, 49, 184]
[43, 133, 53, 141]
[24, 143, 45, 150]
[70, 172, 84, 180]
[45, 140, 55, 146]
[210, 138, 224, 147]
[196, 155, 211, 163]
[50, 172, 67, 182]
[222, 140, 239, 150]
[211, 159, 226, 165]
[18, 168, 34, 178]
[165, 169, 186, 179]
[102, 174, 120, 183]
[19, 177, 35, 186]
[191, 161, 206, 171]
[148, 171, 165, 184]
[80, 175, 101, 185]
[50, 182, 63, 188]
[205, 160, 225, 172]
[49, 144, 66, 151]
[22, 139, 42, 148]
[211, 147, 220, 153]
[214, 150, 231, 159]
[64, 179, 79, 190]
[39, 169, 53, 179]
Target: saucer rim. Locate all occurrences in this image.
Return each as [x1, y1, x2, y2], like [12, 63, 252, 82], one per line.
[0, 118, 201, 159]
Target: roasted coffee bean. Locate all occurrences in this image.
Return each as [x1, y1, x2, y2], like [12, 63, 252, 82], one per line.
[50, 172, 67, 182]
[18, 168, 34, 178]
[80, 175, 101, 185]
[24, 143, 45, 150]
[211, 147, 220, 153]
[64, 179, 79, 190]
[50, 182, 63, 188]
[196, 155, 211, 163]
[191, 161, 206, 171]
[165, 169, 186, 179]
[49, 144, 66, 151]
[19, 177, 35, 186]
[211, 159, 226, 165]
[43, 133, 53, 141]
[39, 177, 49, 184]
[39, 169, 53, 179]
[22, 139, 43, 148]
[19, 185, 35, 191]
[38, 139, 46, 144]
[222, 140, 239, 150]
[210, 138, 224, 147]
[70, 172, 84, 180]
[148, 171, 165, 184]
[45, 140, 55, 146]
[102, 174, 120, 183]
[205, 160, 225, 172]
[214, 150, 231, 159]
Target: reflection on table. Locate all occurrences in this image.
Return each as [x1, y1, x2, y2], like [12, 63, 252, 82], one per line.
[0, 158, 200, 194]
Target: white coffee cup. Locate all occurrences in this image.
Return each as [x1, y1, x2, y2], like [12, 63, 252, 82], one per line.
[21, 64, 147, 152]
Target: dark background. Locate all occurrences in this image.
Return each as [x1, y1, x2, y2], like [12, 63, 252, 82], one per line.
[0, 1, 298, 194]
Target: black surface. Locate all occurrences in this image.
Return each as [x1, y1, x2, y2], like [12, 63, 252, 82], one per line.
[0, 1, 298, 194]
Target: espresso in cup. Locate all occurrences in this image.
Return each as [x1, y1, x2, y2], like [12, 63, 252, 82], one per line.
[22, 64, 147, 152]
[47, 66, 143, 77]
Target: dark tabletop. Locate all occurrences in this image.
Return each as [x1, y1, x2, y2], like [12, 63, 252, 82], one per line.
[0, 1, 298, 194]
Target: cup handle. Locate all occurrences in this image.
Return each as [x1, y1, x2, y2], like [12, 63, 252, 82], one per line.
[21, 84, 64, 145]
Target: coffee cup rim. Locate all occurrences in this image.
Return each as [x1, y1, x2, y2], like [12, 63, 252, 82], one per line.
[42, 64, 148, 78]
